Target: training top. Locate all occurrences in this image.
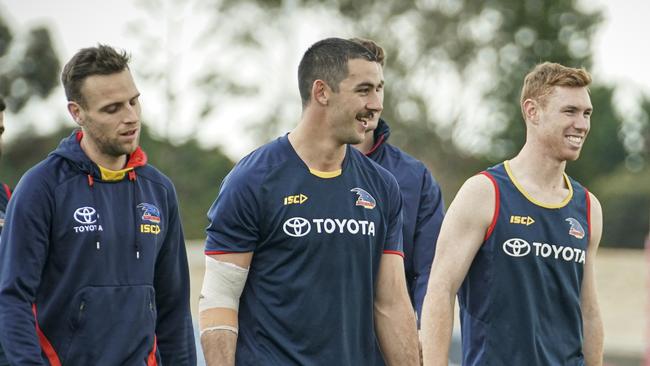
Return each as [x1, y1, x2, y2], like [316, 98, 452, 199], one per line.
[0, 182, 10, 235]
[366, 119, 444, 324]
[458, 161, 590, 365]
[0, 130, 196, 365]
[205, 135, 404, 366]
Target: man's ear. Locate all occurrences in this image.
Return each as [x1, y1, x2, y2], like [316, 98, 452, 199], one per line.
[67, 101, 84, 127]
[312, 79, 330, 106]
[522, 98, 540, 126]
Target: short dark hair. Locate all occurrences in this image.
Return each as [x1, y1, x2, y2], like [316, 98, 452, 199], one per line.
[61, 44, 131, 106]
[298, 38, 377, 107]
[0, 97, 5, 112]
[349, 38, 386, 67]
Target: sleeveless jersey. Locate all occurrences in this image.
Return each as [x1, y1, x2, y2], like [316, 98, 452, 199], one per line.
[458, 161, 590, 365]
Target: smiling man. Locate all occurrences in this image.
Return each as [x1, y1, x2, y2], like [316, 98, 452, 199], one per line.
[199, 37, 419, 366]
[0, 45, 196, 365]
[421, 62, 604, 365]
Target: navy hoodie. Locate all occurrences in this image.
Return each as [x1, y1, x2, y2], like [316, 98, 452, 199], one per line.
[366, 119, 445, 324]
[0, 130, 196, 365]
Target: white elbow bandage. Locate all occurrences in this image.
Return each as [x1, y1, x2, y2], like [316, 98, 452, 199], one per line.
[198, 256, 249, 313]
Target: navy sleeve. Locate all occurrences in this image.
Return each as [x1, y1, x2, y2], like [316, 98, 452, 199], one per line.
[0, 172, 52, 365]
[153, 183, 196, 365]
[205, 166, 262, 253]
[412, 170, 445, 327]
[383, 172, 404, 254]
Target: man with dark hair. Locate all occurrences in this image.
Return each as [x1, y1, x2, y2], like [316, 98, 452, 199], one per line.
[0, 97, 11, 366]
[421, 62, 603, 365]
[199, 37, 419, 365]
[349, 38, 445, 328]
[0, 45, 196, 365]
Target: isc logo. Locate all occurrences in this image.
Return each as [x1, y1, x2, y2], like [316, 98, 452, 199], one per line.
[510, 215, 535, 226]
[284, 194, 308, 205]
[140, 224, 161, 235]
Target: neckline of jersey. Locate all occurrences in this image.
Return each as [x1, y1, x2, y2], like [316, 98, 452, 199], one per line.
[282, 134, 349, 179]
[503, 160, 573, 209]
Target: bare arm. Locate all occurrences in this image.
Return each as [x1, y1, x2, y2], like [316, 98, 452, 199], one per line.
[421, 174, 495, 366]
[374, 254, 420, 366]
[200, 252, 253, 366]
[582, 193, 604, 366]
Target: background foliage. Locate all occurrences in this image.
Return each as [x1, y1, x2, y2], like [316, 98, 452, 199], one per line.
[1, 1, 648, 245]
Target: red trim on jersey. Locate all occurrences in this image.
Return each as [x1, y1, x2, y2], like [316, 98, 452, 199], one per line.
[2, 183, 10, 199]
[585, 188, 591, 238]
[383, 250, 404, 258]
[147, 335, 158, 366]
[205, 250, 232, 255]
[480, 171, 500, 242]
[32, 304, 62, 366]
[365, 134, 386, 156]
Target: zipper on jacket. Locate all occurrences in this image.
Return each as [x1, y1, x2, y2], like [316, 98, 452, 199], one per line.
[75, 300, 86, 328]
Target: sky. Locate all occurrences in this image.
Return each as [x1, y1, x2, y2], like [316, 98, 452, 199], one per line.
[1, 0, 650, 159]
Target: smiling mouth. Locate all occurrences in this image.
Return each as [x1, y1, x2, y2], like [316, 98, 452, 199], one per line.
[356, 112, 374, 128]
[566, 135, 583, 144]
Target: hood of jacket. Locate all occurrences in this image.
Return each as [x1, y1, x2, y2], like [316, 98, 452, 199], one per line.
[366, 118, 391, 158]
[51, 130, 148, 182]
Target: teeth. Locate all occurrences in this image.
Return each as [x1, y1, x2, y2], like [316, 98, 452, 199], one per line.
[567, 136, 582, 143]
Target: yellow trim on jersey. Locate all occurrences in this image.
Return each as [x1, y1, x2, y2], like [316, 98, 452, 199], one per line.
[504, 160, 572, 209]
[309, 168, 342, 179]
[98, 165, 134, 181]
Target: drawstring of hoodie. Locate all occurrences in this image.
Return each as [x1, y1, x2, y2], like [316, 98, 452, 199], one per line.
[73, 130, 147, 260]
[129, 170, 142, 260]
[87, 170, 142, 260]
[86, 175, 102, 252]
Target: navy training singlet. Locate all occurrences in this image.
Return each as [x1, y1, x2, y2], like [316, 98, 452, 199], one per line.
[458, 161, 591, 365]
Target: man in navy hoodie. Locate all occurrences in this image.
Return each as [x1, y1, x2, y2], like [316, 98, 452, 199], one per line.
[350, 39, 445, 327]
[0, 97, 11, 366]
[0, 97, 11, 233]
[0, 45, 196, 365]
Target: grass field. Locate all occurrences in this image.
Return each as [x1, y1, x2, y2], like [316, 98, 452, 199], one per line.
[187, 243, 646, 364]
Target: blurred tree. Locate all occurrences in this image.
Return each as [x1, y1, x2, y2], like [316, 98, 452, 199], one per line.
[1, 124, 234, 240]
[127, 0, 647, 245]
[0, 14, 60, 112]
[132, 1, 632, 181]
[138, 124, 235, 238]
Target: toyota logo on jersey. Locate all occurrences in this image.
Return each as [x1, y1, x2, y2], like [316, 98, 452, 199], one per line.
[283, 217, 311, 237]
[72, 206, 103, 234]
[74, 206, 97, 224]
[283, 217, 376, 238]
[502, 238, 531, 257]
[502, 237, 586, 264]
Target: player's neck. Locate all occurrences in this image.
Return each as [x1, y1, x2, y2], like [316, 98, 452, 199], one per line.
[351, 131, 375, 155]
[509, 147, 569, 199]
[288, 124, 346, 172]
[80, 135, 127, 171]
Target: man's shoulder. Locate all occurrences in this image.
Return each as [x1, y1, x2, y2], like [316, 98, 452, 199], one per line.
[135, 164, 176, 191]
[383, 143, 430, 174]
[230, 137, 290, 178]
[215, 137, 292, 197]
[349, 148, 400, 190]
[19, 154, 66, 187]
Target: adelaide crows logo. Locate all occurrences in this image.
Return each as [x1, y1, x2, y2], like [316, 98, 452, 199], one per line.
[350, 188, 376, 209]
[565, 217, 585, 239]
[137, 203, 161, 224]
